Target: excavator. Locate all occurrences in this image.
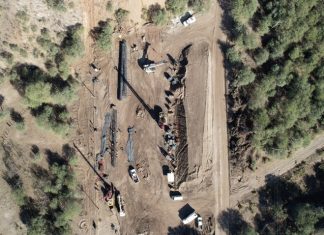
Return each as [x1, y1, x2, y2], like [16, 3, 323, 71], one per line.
[144, 60, 168, 73]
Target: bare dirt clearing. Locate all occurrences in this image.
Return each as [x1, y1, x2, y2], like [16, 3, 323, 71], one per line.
[74, 1, 229, 234]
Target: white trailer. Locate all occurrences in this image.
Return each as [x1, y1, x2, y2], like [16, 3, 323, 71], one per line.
[182, 212, 198, 224]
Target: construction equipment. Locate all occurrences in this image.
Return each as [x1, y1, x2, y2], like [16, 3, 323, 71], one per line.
[117, 194, 126, 217]
[103, 184, 115, 208]
[144, 60, 167, 73]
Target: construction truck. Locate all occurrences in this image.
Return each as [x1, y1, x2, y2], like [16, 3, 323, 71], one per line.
[143, 60, 167, 73]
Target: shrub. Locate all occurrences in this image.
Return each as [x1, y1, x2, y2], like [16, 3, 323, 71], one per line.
[94, 22, 113, 50]
[0, 51, 14, 64]
[146, 4, 168, 25]
[25, 82, 52, 107]
[19, 48, 28, 57]
[61, 25, 84, 57]
[106, 1, 113, 12]
[165, 0, 188, 15]
[45, 0, 66, 11]
[15, 10, 29, 22]
[188, 0, 210, 12]
[114, 8, 129, 23]
[33, 105, 70, 136]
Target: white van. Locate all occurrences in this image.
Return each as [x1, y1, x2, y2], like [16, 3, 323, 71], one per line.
[172, 195, 183, 201]
[182, 212, 198, 224]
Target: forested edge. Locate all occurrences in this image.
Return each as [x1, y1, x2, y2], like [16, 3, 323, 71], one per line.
[221, 0, 324, 169]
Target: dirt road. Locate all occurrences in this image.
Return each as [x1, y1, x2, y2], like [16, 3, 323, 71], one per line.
[230, 135, 324, 205]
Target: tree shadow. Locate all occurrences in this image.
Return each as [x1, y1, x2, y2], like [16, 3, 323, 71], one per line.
[62, 143, 76, 162]
[218, 208, 251, 235]
[10, 109, 24, 123]
[167, 224, 199, 235]
[45, 149, 67, 166]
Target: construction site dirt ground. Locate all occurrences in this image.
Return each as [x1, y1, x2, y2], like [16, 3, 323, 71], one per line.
[73, 1, 229, 234]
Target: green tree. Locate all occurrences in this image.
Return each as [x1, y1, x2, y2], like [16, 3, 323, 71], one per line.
[95, 22, 113, 50]
[188, 0, 210, 12]
[114, 8, 129, 23]
[146, 4, 168, 25]
[25, 82, 52, 107]
[165, 0, 188, 15]
[234, 66, 256, 87]
[253, 48, 269, 65]
[230, 0, 258, 24]
[291, 203, 324, 234]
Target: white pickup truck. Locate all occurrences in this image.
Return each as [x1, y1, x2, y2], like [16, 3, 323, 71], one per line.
[129, 168, 139, 183]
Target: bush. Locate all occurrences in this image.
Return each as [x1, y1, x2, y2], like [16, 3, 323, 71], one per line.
[15, 10, 29, 22]
[188, 0, 210, 12]
[45, 0, 66, 11]
[146, 4, 168, 25]
[165, 0, 188, 15]
[33, 105, 70, 136]
[25, 82, 52, 107]
[94, 22, 113, 50]
[114, 8, 129, 23]
[0, 51, 14, 64]
[19, 48, 28, 57]
[106, 1, 113, 12]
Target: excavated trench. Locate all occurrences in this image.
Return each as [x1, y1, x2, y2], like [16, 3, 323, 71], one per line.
[173, 45, 191, 189]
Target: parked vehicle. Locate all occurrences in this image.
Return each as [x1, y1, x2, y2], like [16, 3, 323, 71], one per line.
[197, 216, 203, 230]
[182, 212, 198, 224]
[183, 15, 196, 26]
[172, 195, 183, 201]
[117, 194, 126, 217]
[129, 167, 139, 183]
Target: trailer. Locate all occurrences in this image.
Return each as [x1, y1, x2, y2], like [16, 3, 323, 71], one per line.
[182, 211, 198, 224]
[117, 194, 126, 217]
